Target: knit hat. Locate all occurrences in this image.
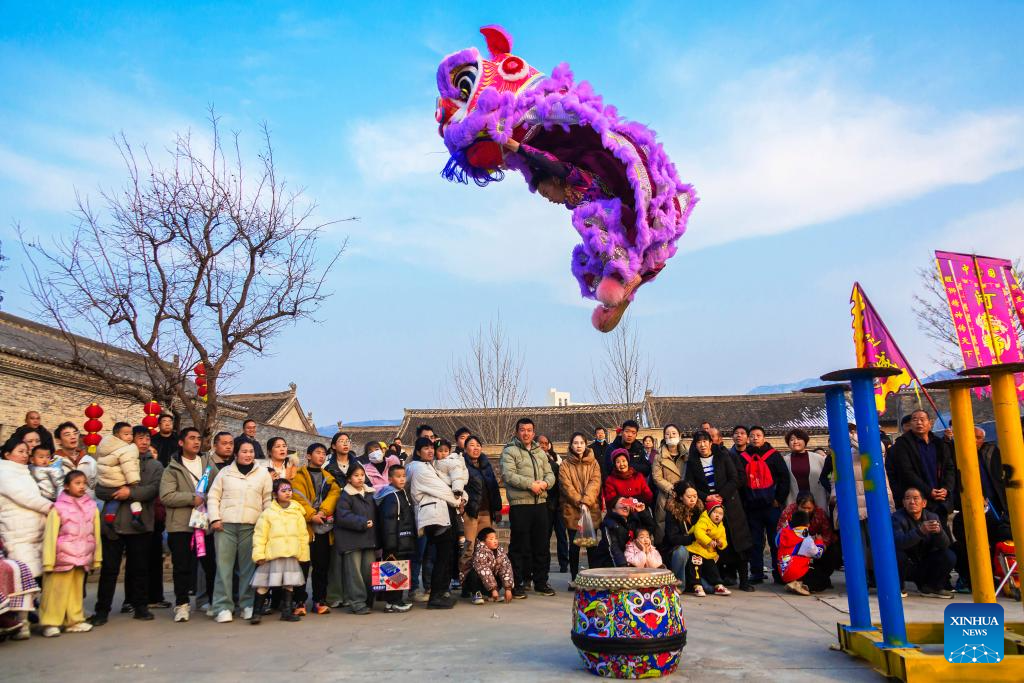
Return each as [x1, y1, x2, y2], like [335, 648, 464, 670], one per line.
[705, 499, 723, 513]
[611, 448, 630, 465]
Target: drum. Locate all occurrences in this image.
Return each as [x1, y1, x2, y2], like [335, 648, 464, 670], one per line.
[572, 567, 686, 678]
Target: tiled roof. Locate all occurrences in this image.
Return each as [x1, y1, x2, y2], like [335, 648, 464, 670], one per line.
[645, 392, 831, 436]
[396, 403, 642, 445]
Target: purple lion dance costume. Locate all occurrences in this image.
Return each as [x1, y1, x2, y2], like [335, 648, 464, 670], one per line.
[435, 25, 697, 332]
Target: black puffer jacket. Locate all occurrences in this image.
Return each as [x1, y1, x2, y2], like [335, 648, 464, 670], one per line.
[374, 484, 417, 558]
[334, 484, 378, 553]
[464, 454, 501, 520]
[591, 508, 655, 568]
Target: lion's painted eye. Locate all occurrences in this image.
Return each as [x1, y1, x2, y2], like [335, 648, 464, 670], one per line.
[454, 65, 478, 100]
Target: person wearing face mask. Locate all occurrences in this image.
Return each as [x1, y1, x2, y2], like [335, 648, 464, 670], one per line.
[652, 424, 687, 544]
[558, 433, 602, 587]
[588, 428, 609, 472]
[359, 441, 400, 490]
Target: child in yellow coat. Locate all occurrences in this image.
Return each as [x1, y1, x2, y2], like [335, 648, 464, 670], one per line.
[684, 500, 731, 597]
[250, 478, 310, 624]
[40, 470, 101, 637]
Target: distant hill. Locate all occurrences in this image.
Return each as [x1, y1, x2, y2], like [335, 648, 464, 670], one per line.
[748, 370, 959, 396]
[317, 419, 402, 436]
[747, 378, 822, 395]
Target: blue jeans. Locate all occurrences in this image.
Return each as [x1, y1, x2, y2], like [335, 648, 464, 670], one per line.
[411, 534, 431, 592]
[212, 523, 255, 614]
[669, 547, 690, 583]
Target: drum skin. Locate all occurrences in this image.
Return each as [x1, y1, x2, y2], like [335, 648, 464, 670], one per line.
[571, 568, 686, 678]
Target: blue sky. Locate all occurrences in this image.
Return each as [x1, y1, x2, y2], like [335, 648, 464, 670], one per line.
[2, 2, 1023, 424]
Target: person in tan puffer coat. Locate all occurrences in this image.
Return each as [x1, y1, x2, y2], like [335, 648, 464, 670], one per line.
[558, 433, 602, 583]
[95, 425, 141, 488]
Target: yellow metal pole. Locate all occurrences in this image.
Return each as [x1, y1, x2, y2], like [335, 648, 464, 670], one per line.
[947, 385, 996, 602]
[989, 369, 1024, 611]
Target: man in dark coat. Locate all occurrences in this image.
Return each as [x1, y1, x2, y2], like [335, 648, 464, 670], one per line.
[892, 487, 955, 598]
[887, 410, 956, 517]
[739, 426, 790, 584]
[685, 430, 753, 590]
[11, 411, 55, 451]
[589, 427, 610, 469]
[603, 420, 649, 479]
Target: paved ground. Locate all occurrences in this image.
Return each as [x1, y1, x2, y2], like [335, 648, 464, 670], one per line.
[1, 570, 1016, 681]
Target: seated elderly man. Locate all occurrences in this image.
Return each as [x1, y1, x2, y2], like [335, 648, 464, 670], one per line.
[891, 487, 955, 599]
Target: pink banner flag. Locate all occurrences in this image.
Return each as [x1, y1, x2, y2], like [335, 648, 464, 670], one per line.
[851, 283, 920, 413]
[934, 250, 1024, 398]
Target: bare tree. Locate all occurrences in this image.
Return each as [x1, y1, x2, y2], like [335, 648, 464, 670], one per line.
[591, 315, 658, 426]
[0, 240, 7, 306]
[21, 111, 350, 441]
[448, 315, 528, 444]
[914, 259, 1024, 371]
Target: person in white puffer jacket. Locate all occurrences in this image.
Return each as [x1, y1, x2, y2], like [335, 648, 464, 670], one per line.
[406, 437, 461, 609]
[0, 439, 54, 577]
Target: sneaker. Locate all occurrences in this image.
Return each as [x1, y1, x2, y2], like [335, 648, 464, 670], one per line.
[215, 610, 233, 623]
[293, 605, 307, 617]
[12, 621, 30, 640]
[534, 584, 556, 596]
[205, 604, 215, 617]
[133, 609, 155, 621]
[954, 578, 972, 594]
[693, 585, 706, 597]
[65, 622, 93, 633]
[384, 603, 396, 613]
[149, 600, 172, 609]
[88, 613, 109, 627]
[119, 603, 134, 614]
[173, 604, 190, 622]
[391, 601, 412, 612]
[471, 591, 485, 605]
[410, 589, 429, 603]
[714, 585, 732, 596]
[786, 581, 811, 596]
[352, 606, 372, 615]
[450, 578, 461, 590]
[241, 607, 254, 620]
[314, 602, 331, 615]
[900, 590, 908, 598]
[42, 626, 61, 638]
[920, 587, 954, 599]
[511, 586, 528, 599]
[328, 600, 344, 608]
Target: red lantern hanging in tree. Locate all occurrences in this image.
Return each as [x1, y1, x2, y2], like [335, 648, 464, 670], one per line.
[142, 400, 162, 435]
[83, 403, 104, 454]
[194, 362, 208, 402]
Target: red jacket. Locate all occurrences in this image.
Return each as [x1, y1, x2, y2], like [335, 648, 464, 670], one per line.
[602, 468, 653, 508]
[776, 525, 824, 583]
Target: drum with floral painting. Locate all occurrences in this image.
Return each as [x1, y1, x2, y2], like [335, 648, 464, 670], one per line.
[572, 567, 686, 678]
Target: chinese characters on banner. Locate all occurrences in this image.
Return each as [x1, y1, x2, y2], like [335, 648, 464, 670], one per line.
[851, 283, 920, 413]
[934, 250, 1024, 398]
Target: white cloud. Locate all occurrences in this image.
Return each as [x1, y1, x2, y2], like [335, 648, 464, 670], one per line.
[674, 59, 1024, 250]
[348, 115, 447, 183]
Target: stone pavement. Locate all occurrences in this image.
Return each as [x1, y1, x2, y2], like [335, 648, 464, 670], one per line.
[1, 571, 1017, 682]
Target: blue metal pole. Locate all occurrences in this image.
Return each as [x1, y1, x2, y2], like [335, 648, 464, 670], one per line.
[850, 376, 909, 648]
[823, 387, 871, 631]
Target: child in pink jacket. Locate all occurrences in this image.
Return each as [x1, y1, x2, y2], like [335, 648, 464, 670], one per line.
[40, 470, 101, 637]
[624, 528, 663, 568]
